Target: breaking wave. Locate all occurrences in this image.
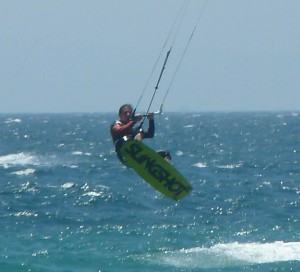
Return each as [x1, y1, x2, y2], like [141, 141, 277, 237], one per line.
[144, 241, 300, 269]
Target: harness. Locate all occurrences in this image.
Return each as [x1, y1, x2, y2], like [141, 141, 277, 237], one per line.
[111, 120, 133, 165]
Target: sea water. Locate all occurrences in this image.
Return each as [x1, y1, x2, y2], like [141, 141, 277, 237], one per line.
[0, 112, 299, 272]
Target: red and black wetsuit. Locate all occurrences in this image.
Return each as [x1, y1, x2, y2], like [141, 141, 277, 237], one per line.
[110, 119, 155, 163]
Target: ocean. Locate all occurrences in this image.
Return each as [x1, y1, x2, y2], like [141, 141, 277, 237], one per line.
[0, 112, 299, 272]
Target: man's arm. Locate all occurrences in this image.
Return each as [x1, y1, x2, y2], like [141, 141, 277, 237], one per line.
[143, 113, 155, 139]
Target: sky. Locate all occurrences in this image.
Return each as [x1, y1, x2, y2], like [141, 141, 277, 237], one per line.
[0, 0, 299, 113]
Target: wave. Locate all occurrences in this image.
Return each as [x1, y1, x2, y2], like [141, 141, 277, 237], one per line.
[144, 241, 300, 269]
[0, 152, 40, 168]
[0, 152, 87, 170]
[4, 118, 22, 124]
[193, 162, 207, 168]
[11, 168, 36, 176]
[193, 162, 243, 169]
[71, 151, 92, 156]
[216, 163, 243, 169]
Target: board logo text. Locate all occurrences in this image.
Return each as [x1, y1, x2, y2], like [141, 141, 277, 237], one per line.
[124, 142, 191, 199]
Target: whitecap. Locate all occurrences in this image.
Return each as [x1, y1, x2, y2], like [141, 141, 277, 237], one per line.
[193, 162, 207, 168]
[11, 168, 35, 176]
[61, 182, 76, 189]
[32, 250, 48, 257]
[213, 241, 300, 264]
[144, 241, 300, 269]
[176, 151, 183, 156]
[83, 191, 101, 197]
[216, 164, 243, 169]
[72, 151, 83, 155]
[14, 211, 38, 217]
[0, 153, 39, 168]
[5, 118, 22, 124]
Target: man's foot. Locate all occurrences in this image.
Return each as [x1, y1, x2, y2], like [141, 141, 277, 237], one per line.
[157, 150, 171, 162]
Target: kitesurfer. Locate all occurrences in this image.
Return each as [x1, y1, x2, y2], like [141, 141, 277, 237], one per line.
[110, 104, 171, 164]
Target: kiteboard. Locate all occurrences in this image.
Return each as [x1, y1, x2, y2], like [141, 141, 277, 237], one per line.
[120, 140, 192, 200]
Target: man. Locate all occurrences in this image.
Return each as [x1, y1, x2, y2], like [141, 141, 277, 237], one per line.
[110, 104, 171, 164]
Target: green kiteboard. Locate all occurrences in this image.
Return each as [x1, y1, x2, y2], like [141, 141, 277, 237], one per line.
[120, 140, 192, 200]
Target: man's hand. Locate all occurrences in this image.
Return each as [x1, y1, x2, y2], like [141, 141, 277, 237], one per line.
[147, 112, 154, 120]
[133, 114, 142, 122]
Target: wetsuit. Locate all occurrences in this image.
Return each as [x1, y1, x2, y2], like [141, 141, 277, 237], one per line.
[110, 119, 155, 164]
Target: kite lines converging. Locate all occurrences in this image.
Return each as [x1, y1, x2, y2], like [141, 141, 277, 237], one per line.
[134, 0, 209, 126]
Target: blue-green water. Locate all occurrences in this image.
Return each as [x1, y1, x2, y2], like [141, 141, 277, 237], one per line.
[1, 112, 299, 271]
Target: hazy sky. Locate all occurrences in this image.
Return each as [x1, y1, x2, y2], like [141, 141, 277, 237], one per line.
[1, 0, 299, 113]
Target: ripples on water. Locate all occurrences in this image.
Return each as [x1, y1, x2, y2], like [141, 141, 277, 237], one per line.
[0, 112, 299, 271]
